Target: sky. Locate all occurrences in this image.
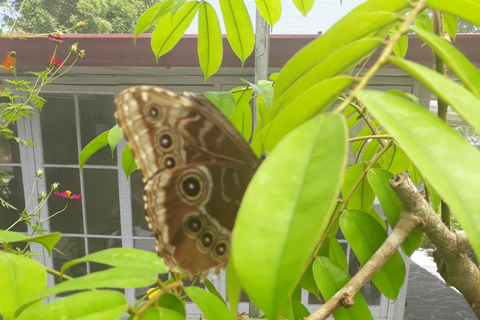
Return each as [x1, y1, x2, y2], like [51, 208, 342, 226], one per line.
[0, 0, 367, 35]
[184, 0, 368, 34]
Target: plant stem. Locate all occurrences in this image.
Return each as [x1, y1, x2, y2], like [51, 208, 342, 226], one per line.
[348, 134, 392, 143]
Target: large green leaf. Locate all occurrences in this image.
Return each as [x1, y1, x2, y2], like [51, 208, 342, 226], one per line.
[251, 76, 353, 155]
[367, 168, 423, 256]
[0, 252, 46, 320]
[427, 0, 480, 26]
[36, 267, 157, 302]
[204, 91, 235, 118]
[380, 144, 411, 174]
[122, 144, 137, 178]
[340, 210, 405, 300]
[313, 257, 374, 320]
[412, 27, 480, 99]
[140, 308, 185, 320]
[230, 87, 253, 141]
[292, 0, 314, 16]
[219, 0, 255, 65]
[273, 38, 381, 119]
[279, 299, 310, 320]
[108, 125, 123, 156]
[135, 0, 172, 40]
[80, 130, 109, 170]
[342, 162, 376, 212]
[151, 1, 200, 59]
[0, 231, 61, 256]
[389, 56, 480, 135]
[232, 113, 347, 320]
[185, 286, 231, 320]
[16, 290, 127, 320]
[356, 90, 480, 261]
[274, 0, 409, 107]
[198, 2, 222, 81]
[443, 13, 458, 40]
[61, 248, 168, 275]
[255, 0, 282, 26]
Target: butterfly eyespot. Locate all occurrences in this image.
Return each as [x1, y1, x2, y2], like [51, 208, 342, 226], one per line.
[159, 133, 173, 150]
[163, 155, 176, 169]
[214, 242, 227, 256]
[179, 173, 203, 201]
[200, 232, 214, 248]
[149, 106, 160, 118]
[185, 216, 203, 235]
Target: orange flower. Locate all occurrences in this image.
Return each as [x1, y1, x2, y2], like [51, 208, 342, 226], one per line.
[1, 52, 16, 72]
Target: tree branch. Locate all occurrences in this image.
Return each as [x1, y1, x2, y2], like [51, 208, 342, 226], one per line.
[390, 173, 480, 318]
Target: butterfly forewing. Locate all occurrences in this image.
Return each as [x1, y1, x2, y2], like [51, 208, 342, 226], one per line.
[115, 86, 260, 278]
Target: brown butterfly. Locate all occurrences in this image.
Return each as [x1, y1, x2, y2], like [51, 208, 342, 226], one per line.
[115, 86, 261, 279]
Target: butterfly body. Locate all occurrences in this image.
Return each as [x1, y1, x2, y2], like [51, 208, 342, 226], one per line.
[115, 86, 260, 278]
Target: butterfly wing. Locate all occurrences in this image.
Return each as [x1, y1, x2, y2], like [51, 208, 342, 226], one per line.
[115, 86, 260, 278]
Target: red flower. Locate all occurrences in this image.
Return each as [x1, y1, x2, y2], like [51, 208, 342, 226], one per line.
[48, 32, 65, 43]
[1, 52, 16, 72]
[55, 190, 81, 199]
[49, 56, 62, 68]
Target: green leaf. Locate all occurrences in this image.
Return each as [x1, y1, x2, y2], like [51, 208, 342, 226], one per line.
[226, 259, 242, 320]
[0, 231, 61, 256]
[204, 91, 235, 119]
[274, 0, 409, 108]
[408, 163, 422, 185]
[313, 257, 374, 320]
[185, 286, 231, 320]
[390, 22, 408, 58]
[388, 56, 480, 143]
[361, 139, 381, 162]
[342, 162, 376, 212]
[245, 81, 274, 110]
[280, 299, 310, 320]
[367, 168, 423, 256]
[151, 1, 200, 59]
[414, 10, 434, 33]
[61, 248, 168, 275]
[251, 76, 353, 156]
[427, 0, 480, 26]
[273, 38, 381, 118]
[380, 144, 411, 174]
[255, 0, 282, 26]
[412, 27, 480, 99]
[16, 290, 128, 320]
[329, 237, 348, 272]
[204, 279, 227, 306]
[198, 2, 223, 81]
[135, 0, 172, 40]
[368, 207, 386, 230]
[157, 293, 186, 318]
[340, 210, 406, 300]
[122, 144, 137, 178]
[80, 130, 109, 170]
[386, 89, 419, 104]
[38, 267, 157, 300]
[230, 87, 253, 141]
[299, 258, 320, 300]
[108, 125, 123, 156]
[232, 113, 347, 320]
[424, 178, 442, 213]
[292, 0, 314, 16]
[219, 0, 255, 65]
[172, 0, 188, 17]
[443, 13, 458, 40]
[140, 308, 185, 320]
[0, 252, 46, 320]
[356, 90, 480, 262]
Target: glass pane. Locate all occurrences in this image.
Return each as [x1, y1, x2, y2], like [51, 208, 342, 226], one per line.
[46, 167, 83, 233]
[84, 168, 120, 235]
[41, 94, 78, 164]
[0, 123, 21, 164]
[88, 237, 122, 273]
[131, 170, 150, 235]
[79, 94, 116, 165]
[53, 236, 86, 280]
[0, 166, 26, 232]
[348, 248, 381, 305]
